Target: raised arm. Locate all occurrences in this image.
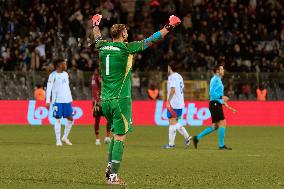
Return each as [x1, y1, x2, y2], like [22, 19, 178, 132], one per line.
[92, 14, 103, 41]
[128, 15, 181, 54]
[93, 26, 102, 40]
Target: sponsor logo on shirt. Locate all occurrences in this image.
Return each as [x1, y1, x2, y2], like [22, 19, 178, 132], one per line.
[100, 46, 121, 51]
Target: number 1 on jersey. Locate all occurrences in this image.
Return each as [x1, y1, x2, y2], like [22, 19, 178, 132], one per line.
[106, 54, 110, 75]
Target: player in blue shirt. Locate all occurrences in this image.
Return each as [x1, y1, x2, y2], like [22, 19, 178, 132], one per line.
[193, 63, 236, 150]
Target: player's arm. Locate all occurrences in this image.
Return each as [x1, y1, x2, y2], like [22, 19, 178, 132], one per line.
[223, 101, 237, 113]
[93, 26, 102, 41]
[166, 77, 176, 108]
[92, 14, 102, 39]
[127, 15, 181, 54]
[166, 87, 175, 108]
[46, 74, 54, 108]
[91, 14, 106, 48]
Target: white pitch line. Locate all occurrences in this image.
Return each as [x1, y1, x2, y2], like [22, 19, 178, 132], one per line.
[247, 154, 262, 157]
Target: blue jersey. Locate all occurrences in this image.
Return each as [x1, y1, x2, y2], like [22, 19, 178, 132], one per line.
[209, 75, 224, 104]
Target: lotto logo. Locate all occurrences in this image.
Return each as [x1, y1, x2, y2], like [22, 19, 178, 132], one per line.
[154, 101, 211, 126]
[0, 100, 282, 126]
[27, 101, 83, 125]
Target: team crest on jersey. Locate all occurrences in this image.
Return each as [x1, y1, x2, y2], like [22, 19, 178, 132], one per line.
[100, 46, 121, 51]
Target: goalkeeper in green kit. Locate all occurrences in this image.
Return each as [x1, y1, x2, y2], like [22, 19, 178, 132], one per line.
[92, 13, 181, 185]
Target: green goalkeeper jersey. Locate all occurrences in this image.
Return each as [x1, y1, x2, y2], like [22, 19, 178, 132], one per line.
[96, 40, 146, 101]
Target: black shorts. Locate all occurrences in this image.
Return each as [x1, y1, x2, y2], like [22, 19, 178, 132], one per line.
[209, 101, 225, 123]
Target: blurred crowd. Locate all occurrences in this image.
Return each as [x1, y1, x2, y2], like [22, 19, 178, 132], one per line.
[132, 0, 284, 73]
[0, 0, 283, 73]
[0, 0, 127, 72]
[0, 0, 284, 100]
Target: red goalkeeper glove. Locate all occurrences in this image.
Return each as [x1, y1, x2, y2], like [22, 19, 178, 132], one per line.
[92, 14, 102, 26]
[169, 15, 181, 26]
[165, 15, 181, 31]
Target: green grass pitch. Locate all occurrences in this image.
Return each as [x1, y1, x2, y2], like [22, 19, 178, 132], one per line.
[0, 125, 284, 189]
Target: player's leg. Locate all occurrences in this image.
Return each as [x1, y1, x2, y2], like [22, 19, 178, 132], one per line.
[175, 122, 191, 149]
[195, 125, 217, 142]
[169, 118, 177, 147]
[101, 101, 115, 181]
[174, 109, 191, 148]
[61, 103, 73, 145]
[162, 108, 177, 148]
[217, 119, 232, 150]
[108, 133, 126, 185]
[94, 115, 101, 145]
[212, 103, 231, 150]
[107, 98, 132, 185]
[106, 135, 114, 179]
[54, 119, 62, 146]
[104, 121, 111, 144]
[193, 101, 219, 149]
[53, 103, 63, 146]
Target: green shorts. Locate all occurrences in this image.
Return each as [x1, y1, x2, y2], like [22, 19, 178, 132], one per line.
[101, 98, 133, 135]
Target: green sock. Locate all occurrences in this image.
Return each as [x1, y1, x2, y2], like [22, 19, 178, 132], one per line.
[108, 137, 115, 163]
[111, 140, 124, 174]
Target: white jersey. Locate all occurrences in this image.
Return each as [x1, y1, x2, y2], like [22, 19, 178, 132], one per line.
[46, 71, 73, 103]
[167, 72, 185, 109]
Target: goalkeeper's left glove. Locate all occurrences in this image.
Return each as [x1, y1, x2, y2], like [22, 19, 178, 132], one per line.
[165, 15, 181, 31]
[92, 14, 102, 26]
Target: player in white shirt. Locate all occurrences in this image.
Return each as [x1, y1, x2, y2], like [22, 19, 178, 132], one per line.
[163, 63, 191, 149]
[46, 58, 73, 146]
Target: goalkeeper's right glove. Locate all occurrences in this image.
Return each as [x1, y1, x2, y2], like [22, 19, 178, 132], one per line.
[165, 15, 181, 31]
[92, 14, 102, 26]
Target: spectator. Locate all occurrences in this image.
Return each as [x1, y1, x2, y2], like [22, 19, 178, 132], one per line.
[131, 71, 141, 99]
[225, 79, 236, 99]
[256, 83, 267, 101]
[0, 0, 283, 73]
[33, 39, 46, 70]
[241, 82, 252, 99]
[34, 84, 46, 101]
[147, 83, 159, 100]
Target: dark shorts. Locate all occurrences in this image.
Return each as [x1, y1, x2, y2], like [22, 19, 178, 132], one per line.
[209, 101, 225, 123]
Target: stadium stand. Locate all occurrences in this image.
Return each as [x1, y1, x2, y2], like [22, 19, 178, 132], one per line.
[0, 0, 283, 100]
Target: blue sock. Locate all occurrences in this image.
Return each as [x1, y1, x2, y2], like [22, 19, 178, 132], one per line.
[218, 127, 226, 147]
[197, 127, 215, 141]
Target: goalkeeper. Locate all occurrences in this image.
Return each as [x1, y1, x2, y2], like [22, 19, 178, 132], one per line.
[92, 14, 181, 185]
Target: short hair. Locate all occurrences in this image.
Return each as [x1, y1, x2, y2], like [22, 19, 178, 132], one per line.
[213, 63, 224, 73]
[168, 62, 177, 72]
[54, 58, 65, 68]
[110, 24, 126, 39]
